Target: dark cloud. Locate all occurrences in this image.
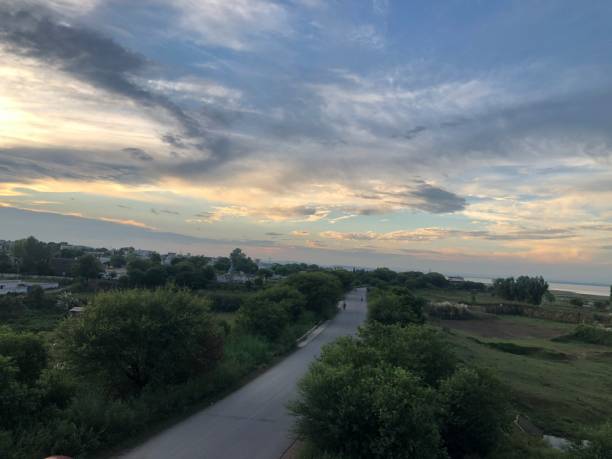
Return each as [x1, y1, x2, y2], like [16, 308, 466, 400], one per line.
[123, 147, 153, 161]
[408, 183, 466, 213]
[265, 232, 284, 237]
[151, 208, 180, 216]
[0, 5, 238, 166]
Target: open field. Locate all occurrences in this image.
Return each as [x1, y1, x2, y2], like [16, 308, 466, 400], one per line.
[433, 314, 574, 339]
[432, 311, 612, 438]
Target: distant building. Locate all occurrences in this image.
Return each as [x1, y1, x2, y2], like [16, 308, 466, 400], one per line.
[447, 276, 465, 283]
[162, 253, 177, 266]
[216, 272, 254, 284]
[68, 306, 85, 316]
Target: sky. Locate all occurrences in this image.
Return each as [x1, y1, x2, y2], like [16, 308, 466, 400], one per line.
[1, 0, 612, 283]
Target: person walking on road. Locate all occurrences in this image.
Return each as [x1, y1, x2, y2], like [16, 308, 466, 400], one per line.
[342, 301, 346, 310]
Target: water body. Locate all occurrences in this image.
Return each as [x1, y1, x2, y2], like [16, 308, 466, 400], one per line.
[464, 277, 609, 297]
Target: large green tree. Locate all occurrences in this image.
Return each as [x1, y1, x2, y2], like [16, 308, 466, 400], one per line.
[290, 343, 446, 459]
[287, 272, 343, 319]
[59, 288, 223, 395]
[12, 236, 52, 275]
[74, 254, 103, 280]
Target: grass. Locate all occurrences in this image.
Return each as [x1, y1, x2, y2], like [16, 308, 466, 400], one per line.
[442, 325, 612, 438]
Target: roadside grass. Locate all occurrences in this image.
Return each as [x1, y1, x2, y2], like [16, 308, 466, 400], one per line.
[443, 327, 612, 437]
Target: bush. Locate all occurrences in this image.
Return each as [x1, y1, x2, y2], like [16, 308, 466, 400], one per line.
[58, 288, 224, 395]
[555, 325, 612, 347]
[368, 290, 426, 326]
[439, 366, 511, 458]
[290, 361, 445, 459]
[360, 323, 457, 386]
[570, 421, 612, 458]
[0, 327, 48, 384]
[207, 291, 246, 312]
[238, 296, 291, 341]
[287, 272, 343, 319]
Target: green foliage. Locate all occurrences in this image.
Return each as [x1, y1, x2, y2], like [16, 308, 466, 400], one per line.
[12, 236, 52, 275]
[360, 323, 457, 386]
[74, 253, 103, 279]
[439, 366, 511, 458]
[0, 251, 15, 273]
[493, 276, 549, 305]
[291, 322, 510, 458]
[368, 289, 426, 326]
[0, 327, 47, 384]
[58, 288, 223, 394]
[287, 271, 343, 319]
[291, 361, 445, 459]
[570, 421, 612, 458]
[329, 269, 354, 291]
[555, 324, 612, 347]
[237, 285, 306, 340]
[110, 253, 126, 267]
[207, 290, 247, 312]
[214, 256, 231, 273]
[230, 248, 259, 274]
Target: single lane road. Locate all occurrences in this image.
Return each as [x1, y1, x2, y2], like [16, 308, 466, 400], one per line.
[117, 287, 368, 459]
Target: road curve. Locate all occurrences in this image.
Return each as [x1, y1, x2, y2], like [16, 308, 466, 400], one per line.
[117, 287, 368, 459]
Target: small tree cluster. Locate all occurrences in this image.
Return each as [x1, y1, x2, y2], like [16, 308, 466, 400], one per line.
[492, 276, 549, 305]
[291, 324, 511, 459]
[368, 288, 426, 326]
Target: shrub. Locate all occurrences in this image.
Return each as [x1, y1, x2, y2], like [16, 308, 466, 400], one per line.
[360, 323, 457, 386]
[287, 272, 343, 319]
[368, 290, 425, 326]
[0, 327, 48, 384]
[58, 288, 224, 395]
[290, 361, 445, 459]
[427, 302, 473, 320]
[439, 366, 511, 458]
[207, 291, 246, 312]
[237, 296, 291, 341]
[555, 325, 612, 347]
[570, 421, 612, 458]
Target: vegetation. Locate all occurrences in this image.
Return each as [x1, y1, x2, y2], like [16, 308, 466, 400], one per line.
[291, 323, 510, 459]
[367, 287, 425, 325]
[554, 324, 612, 347]
[492, 276, 549, 305]
[0, 255, 349, 458]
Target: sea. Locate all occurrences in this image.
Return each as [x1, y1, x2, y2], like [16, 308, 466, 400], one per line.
[464, 276, 610, 297]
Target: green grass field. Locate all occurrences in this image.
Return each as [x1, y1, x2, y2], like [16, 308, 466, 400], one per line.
[445, 326, 612, 437]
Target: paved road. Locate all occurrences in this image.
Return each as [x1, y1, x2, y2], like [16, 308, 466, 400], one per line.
[117, 287, 368, 459]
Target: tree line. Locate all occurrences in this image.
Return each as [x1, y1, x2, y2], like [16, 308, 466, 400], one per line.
[0, 268, 348, 458]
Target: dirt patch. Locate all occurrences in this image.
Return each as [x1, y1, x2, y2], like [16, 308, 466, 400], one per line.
[434, 315, 568, 339]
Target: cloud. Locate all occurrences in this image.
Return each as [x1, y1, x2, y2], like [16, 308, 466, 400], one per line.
[167, 0, 289, 51]
[123, 147, 153, 162]
[291, 230, 310, 237]
[320, 226, 577, 242]
[0, 5, 239, 164]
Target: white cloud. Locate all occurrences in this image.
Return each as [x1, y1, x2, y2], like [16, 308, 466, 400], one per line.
[168, 0, 290, 50]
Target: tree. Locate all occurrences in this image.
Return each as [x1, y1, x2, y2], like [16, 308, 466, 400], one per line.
[149, 252, 162, 264]
[492, 276, 549, 305]
[58, 288, 223, 395]
[143, 266, 167, 288]
[439, 366, 511, 458]
[360, 323, 456, 387]
[238, 295, 291, 341]
[230, 248, 258, 274]
[12, 236, 52, 274]
[368, 290, 425, 326]
[237, 285, 306, 340]
[74, 254, 103, 279]
[0, 252, 14, 273]
[0, 327, 48, 384]
[290, 344, 445, 459]
[287, 272, 343, 319]
[214, 256, 231, 273]
[110, 254, 126, 268]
